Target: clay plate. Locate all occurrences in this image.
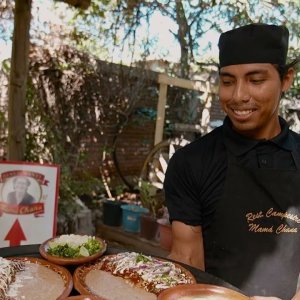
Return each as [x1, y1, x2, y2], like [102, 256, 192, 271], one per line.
[73, 253, 196, 297]
[7, 256, 73, 300]
[66, 296, 102, 300]
[39, 236, 107, 265]
[158, 283, 250, 300]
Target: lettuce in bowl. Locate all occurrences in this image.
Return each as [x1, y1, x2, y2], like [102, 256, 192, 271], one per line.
[47, 234, 102, 258]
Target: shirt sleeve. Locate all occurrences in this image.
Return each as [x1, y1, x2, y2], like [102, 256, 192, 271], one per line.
[164, 147, 203, 226]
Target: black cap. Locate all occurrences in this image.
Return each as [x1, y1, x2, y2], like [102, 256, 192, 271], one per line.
[218, 23, 289, 68]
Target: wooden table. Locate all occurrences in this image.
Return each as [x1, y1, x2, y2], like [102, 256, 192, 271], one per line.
[0, 244, 242, 296]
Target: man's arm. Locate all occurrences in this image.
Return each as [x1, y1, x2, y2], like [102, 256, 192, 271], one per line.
[167, 220, 205, 270]
[292, 290, 300, 300]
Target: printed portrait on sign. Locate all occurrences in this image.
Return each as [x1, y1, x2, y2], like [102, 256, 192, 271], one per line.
[2, 176, 41, 206]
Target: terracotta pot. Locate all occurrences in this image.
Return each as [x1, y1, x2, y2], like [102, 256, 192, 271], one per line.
[140, 214, 159, 241]
[158, 222, 172, 251]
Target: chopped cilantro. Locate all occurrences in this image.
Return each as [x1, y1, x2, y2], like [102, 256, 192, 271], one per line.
[136, 253, 151, 263]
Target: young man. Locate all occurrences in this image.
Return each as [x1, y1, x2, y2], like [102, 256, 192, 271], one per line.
[164, 24, 300, 300]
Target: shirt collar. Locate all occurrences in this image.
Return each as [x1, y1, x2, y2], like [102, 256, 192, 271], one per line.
[222, 116, 293, 156]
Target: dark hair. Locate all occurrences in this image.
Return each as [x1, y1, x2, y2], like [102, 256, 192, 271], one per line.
[275, 58, 299, 81]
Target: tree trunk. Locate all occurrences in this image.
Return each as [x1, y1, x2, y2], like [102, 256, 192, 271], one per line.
[7, 0, 32, 161]
[175, 0, 190, 78]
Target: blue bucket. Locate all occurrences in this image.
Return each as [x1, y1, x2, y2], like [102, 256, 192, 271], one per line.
[121, 204, 149, 233]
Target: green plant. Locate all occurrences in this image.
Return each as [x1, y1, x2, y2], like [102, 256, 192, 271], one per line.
[138, 180, 164, 218]
[57, 165, 105, 234]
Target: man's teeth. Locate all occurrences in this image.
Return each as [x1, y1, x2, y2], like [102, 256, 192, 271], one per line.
[233, 109, 252, 115]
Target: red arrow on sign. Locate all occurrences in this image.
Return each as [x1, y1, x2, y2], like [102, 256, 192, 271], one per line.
[4, 219, 27, 246]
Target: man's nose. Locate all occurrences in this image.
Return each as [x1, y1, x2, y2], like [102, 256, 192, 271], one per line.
[232, 80, 250, 102]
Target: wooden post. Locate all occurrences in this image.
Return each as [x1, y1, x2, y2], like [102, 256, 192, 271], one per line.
[7, 0, 32, 161]
[154, 83, 168, 145]
[154, 73, 217, 146]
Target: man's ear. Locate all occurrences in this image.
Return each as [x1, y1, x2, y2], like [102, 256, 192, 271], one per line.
[282, 67, 295, 92]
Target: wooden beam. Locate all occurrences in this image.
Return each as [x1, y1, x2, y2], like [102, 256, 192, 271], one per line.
[154, 73, 218, 146]
[96, 222, 169, 257]
[158, 73, 218, 94]
[154, 83, 168, 145]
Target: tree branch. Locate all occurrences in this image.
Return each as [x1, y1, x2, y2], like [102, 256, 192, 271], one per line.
[55, 0, 91, 10]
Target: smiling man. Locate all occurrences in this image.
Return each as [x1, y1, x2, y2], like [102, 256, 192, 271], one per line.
[164, 24, 300, 300]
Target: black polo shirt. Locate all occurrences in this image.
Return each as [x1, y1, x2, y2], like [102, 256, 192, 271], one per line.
[164, 116, 300, 229]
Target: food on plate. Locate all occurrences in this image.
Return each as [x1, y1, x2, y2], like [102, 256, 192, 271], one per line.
[47, 234, 103, 258]
[0, 257, 24, 299]
[85, 269, 157, 300]
[1, 257, 70, 300]
[7, 262, 64, 299]
[77, 251, 195, 299]
[98, 252, 194, 294]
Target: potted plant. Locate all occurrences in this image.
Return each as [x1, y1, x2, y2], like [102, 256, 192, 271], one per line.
[138, 180, 165, 241]
[100, 156, 129, 227]
[101, 184, 127, 227]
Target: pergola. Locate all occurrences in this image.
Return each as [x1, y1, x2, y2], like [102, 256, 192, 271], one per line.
[154, 73, 218, 145]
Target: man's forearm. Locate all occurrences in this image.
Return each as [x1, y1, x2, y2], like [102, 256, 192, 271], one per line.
[168, 250, 204, 270]
[292, 289, 300, 300]
[168, 221, 205, 270]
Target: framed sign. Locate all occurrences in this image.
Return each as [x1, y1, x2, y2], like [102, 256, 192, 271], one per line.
[0, 161, 60, 247]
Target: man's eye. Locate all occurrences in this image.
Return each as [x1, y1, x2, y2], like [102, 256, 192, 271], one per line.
[221, 80, 233, 86]
[250, 79, 265, 84]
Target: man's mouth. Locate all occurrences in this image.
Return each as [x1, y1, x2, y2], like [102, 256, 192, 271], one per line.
[232, 109, 254, 116]
[230, 108, 258, 121]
